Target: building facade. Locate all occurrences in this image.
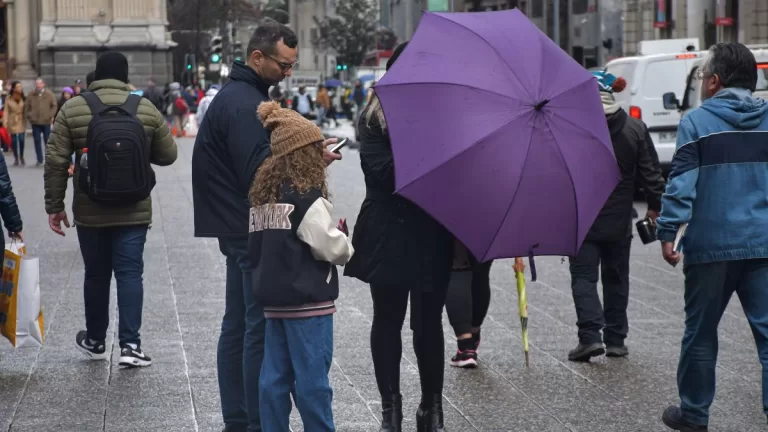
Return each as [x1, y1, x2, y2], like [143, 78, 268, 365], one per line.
[287, 0, 332, 84]
[5, 0, 174, 91]
[623, 0, 768, 56]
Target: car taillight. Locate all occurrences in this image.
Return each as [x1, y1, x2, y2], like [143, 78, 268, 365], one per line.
[629, 106, 642, 119]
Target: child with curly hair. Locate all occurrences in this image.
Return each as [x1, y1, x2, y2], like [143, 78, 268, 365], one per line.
[248, 100, 354, 431]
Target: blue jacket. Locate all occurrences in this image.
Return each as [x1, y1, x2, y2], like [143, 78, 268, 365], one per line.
[657, 88, 768, 265]
[192, 62, 272, 237]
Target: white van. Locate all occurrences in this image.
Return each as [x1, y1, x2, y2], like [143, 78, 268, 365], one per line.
[664, 48, 768, 114]
[604, 51, 708, 175]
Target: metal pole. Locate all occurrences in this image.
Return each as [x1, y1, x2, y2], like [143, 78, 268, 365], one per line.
[195, 0, 201, 65]
[553, 0, 560, 48]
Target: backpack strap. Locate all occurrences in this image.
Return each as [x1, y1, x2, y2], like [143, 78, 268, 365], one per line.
[81, 92, 107, 114]
[120, 94, 142, 116]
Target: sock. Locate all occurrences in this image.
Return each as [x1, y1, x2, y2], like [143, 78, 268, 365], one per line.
[458, 338, 474, 351]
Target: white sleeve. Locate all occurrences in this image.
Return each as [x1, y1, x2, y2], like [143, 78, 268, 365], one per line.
[296, 197, 355, 265]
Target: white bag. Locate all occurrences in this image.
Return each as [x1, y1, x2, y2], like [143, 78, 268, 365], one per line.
[0, 242, 44, 348]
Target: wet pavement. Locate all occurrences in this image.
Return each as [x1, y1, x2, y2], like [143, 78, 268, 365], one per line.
[1, 132, 766, 431]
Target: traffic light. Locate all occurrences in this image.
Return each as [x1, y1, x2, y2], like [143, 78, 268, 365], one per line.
[184, 53, 196, 71]
[336, 64, 342, 71]
[232, 41, 244, 63]
[336, 57, 348, 72]
[210, 36, 223, 63]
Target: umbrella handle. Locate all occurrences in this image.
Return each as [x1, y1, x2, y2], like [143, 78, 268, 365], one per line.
[512, 257, 525, 273]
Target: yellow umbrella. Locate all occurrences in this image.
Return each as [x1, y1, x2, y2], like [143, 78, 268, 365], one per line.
[513, 257, 529, 367]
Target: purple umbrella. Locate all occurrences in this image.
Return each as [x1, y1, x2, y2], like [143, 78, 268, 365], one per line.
[375, 9, 620, 271]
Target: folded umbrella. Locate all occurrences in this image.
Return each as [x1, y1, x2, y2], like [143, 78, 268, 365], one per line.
[375, 10, 620, 271]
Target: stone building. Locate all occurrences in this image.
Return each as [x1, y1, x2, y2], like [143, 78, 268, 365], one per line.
[4, 0, 175, 91]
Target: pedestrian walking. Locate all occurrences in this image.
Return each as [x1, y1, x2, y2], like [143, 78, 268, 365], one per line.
[292, 86, 314, 119]
[657, 43, 768, 432]
[25, 78, 57, 166]
[56, 87, 75, 119]
[2, 81, 26, 166]
[43, 51, 177, 368]
[248, 100, 354, 432]
[345, 42, 454, 432]
[0, 148, 23, 261]
[195, 85, 219, 127]
[315, 84, 330, 127]
[567, 71, 665, 362]
[144, 78, 165, 113]
[445, 240, 493, 369]
[192, 19, 339, 432]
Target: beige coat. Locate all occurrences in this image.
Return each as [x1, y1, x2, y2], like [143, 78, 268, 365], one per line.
[26, 89, 57, 125]
[2, 97, 26, 134]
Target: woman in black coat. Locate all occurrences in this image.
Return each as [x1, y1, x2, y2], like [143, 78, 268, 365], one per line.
[344, 42, 454, 432]
[0, 151, 23, 260]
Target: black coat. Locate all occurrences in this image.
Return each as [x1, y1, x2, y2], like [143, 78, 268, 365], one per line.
[0, 152, 22, 252]
[586, 109, 665, 242]
[344, 114, 453, 291]
[192, 62, 272, 237]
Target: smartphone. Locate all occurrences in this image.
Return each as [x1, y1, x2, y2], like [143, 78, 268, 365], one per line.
[330, 138, 349, 153]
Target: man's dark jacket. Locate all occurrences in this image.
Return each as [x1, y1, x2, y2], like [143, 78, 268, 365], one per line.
[586, 108, 665, 242]
[192, 62, 271, 237]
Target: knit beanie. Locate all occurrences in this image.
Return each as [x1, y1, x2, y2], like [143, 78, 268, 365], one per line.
[257, 101, 326, 157]
[94, 52, 129, 84]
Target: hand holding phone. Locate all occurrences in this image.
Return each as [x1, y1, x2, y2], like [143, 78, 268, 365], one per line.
[330, 138, 349, 154]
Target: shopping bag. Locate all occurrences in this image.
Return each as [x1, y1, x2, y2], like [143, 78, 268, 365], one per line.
[0, 242, 44, 347]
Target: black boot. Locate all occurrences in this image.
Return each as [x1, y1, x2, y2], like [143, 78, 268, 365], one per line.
[379, 393, 403, 432]
[416, 394, 446, 432]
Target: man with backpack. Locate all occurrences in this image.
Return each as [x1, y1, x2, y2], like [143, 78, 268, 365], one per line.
[43, 51, 177, 368]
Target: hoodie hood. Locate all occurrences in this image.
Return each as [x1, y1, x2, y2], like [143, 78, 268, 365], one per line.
[700, 87, 768, 129]
[206, 88, 219, 97]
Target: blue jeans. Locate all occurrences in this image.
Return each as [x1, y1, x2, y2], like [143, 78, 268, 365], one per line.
[31, 124, 50, 164]
[678, 258, 768, 425]
[10, 133, 24, 162]
[76, 225, 149, 347]
[218, 237, 265, 432]
[260, 315, 335, 432]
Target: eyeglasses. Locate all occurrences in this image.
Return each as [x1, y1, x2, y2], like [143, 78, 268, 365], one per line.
[694, 68, 713, 81]
[263, 52, 298, 73]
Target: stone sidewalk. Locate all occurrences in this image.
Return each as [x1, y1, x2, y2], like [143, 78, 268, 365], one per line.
[1, 138, 766, 431]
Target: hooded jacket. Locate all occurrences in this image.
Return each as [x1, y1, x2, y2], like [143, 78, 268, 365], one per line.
[195, 88, 218, 127]
[586, 108, 665, 242]
[657, 88, 768, 265]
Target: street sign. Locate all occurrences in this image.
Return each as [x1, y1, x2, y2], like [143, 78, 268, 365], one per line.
[209, 63, 221, 72]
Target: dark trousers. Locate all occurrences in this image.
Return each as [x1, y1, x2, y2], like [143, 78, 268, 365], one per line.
[217, 237, 265, 432]
[569, 238, 631, 346]
[260, 316, 335, 431]
[370, 282, 448, 400]
[678, 259, 768, 425]
[31, 124, 50, 164]
[76, 225, 148, 347]
[446, 261, 493, 336]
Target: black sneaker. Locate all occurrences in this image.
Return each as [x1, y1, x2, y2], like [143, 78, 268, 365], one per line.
[661, 406, 708, 431]
[75, 330, 107, 360]
[450, 349, 478, 368]
[568, 342, 605, 362]
[605, 345, 629, 358]
[119, 345, 152, 368]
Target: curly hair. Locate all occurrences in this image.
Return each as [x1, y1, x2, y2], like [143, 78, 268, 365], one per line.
[249, 142, 328, 206]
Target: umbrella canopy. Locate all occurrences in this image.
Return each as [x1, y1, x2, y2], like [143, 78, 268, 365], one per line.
[325, 79, 342, 88]
[375, 9, 620, 262]
[358, 74, 376, 82]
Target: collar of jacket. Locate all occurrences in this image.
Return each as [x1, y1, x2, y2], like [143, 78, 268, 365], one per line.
[228, 61, 271, 96]
[88, 79, 131, 92]
[606, 107, 628, 135]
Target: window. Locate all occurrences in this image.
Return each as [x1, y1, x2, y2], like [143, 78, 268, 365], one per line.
[531, 0, 542, 17]
[572, 0, 588, 15]
[757, 64, 768, 92]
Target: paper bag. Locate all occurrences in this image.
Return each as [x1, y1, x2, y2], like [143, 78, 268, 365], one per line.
[0, 242, 44, 347]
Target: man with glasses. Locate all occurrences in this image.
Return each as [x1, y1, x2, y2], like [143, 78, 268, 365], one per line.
[657, 42, 768, 431]
[192, 19, 341, 432]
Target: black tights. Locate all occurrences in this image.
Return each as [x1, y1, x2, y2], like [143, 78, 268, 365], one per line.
[445, 261, 493, 336]
[370, 283, 448, 400]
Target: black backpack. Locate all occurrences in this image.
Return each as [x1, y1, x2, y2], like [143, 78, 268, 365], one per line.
[80, 92, 155, 205]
